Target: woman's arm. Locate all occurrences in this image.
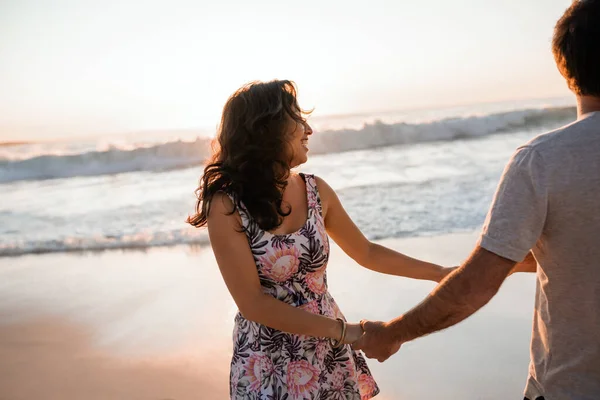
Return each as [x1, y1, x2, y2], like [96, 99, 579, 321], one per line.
[316, 177, 451, 282]
[207, 192, 362, 343]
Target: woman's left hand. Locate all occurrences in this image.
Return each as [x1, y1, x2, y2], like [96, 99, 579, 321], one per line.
[436, 266, 458, 282]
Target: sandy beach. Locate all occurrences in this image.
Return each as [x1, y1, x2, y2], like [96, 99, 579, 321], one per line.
[0, 232, 536, 399]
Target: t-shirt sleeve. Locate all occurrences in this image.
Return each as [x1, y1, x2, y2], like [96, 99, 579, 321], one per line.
[478, 146, 548, 262]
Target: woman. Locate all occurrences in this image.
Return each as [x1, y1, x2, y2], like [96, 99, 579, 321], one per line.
[188, 80, 453, 399]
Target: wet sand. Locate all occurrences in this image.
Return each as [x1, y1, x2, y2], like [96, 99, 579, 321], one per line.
[0, 319, 228, 400]
[0, 232, 536, 399]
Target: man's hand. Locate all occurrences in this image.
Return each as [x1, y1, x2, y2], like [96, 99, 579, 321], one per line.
[352, 320, 402, 362]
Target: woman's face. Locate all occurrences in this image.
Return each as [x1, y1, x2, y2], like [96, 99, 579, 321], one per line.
[286, 114, 313, 168]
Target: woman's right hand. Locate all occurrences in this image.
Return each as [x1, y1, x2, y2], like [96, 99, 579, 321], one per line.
[343, 322, 365, 345]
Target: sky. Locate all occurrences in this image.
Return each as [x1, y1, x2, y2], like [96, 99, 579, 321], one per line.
[0, 0, 574, 141]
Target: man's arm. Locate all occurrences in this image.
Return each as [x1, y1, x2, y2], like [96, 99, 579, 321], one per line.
[354, 147, 547, 361]
[354, 246, 516, 361]
[510, 251, 537, 274]
[389, 247, 515, 342]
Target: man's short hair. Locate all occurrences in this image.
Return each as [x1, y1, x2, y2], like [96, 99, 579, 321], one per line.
[553, 0, 600, 96]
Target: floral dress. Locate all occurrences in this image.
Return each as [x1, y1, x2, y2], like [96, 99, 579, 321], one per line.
[227, 174, 379, 400]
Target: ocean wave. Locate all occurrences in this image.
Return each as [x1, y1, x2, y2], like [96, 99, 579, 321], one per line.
[0, 138, 212, 183]
[0, 106, 575, 183]
[0, 228, 210, 257]
[308, 106, 575, 154]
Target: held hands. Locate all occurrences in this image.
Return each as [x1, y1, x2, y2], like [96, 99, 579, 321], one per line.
[338, 319, 403, 363]
[352, 320, 403, 362]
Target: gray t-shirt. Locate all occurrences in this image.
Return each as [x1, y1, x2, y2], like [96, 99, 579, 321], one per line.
[478, 112, 600, 400]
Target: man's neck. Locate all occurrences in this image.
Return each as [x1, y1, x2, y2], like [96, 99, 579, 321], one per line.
[577, 95, 600, 118]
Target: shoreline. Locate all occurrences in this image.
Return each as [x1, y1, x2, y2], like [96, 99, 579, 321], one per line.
[0, 231, 536, 399]
[0, 229, 480, 259]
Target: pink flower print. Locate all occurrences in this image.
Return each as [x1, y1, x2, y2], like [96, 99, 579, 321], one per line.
[342, 359, 355, 378]
[230, 364, 241, 394]
[320, 298, 334, 318]
[262, 246, 300, 282]
[300, 300, 320, 315]
[307, 187, 318, 210]
[315, 339, 329, 363]
[286, 360, 320, 399]
[316, 219, 329, 253]
[244, 354, 274, 392]
[330, 365, 346, 391]
[330, 301, 344, 319]
[358, 373, 378, 399]
[305, 270, 327, 295]
[321, 297, 343, 319]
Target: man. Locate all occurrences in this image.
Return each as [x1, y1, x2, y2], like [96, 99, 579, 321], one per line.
[354, 2, 600, 399]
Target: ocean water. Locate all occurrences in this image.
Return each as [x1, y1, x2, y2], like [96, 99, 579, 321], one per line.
[0, 98, 575, 256]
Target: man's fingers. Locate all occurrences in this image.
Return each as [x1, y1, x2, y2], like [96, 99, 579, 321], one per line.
[376, 351, 392, 363]
[359, 346, 374, 359]
[364, 351, 386, 362]
[362, 320, 378, 331]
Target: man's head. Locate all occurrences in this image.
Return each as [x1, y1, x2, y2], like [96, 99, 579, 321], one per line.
[553, 0, 600, 97]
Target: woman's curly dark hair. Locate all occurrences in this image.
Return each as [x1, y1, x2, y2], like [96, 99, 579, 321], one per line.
[187, 80, 311, 231]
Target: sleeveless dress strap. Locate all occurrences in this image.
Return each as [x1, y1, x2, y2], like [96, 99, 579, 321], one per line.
[302, 173, 325, 219]
[224, 192, 252, 230]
